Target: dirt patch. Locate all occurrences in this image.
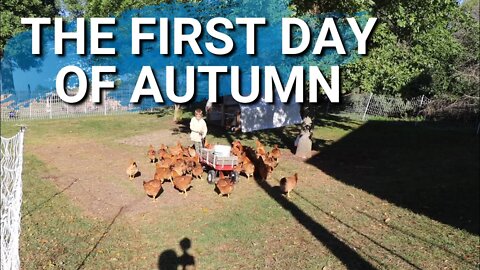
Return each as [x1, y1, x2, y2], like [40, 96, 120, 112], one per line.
[115, 127, 192, 147]
[28, 135, 275, 220]
[26, 118, 333, 222]
[30, 137, 141, 220]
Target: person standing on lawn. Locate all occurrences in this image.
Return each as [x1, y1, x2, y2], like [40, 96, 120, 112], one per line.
[190, 109, 208, 153]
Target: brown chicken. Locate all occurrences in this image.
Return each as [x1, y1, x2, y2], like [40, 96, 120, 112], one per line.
[154, 165, 172, 183]
[238, 152, 251, 165]
[169, 141, 184, 156]
[187, 146, 197, 157]
[243, 162, 255, 180]
[157, 149, 169, 161]
[258, 163, 273, 181]
[270, 144, 281, 161]
[255, 140, 266, 158]
[263, 153, 278, 169]
[231, 140, 244, 156]
[158, 144, 167, 153]
[192, 164, 204, 180]
[126, 159, 139, 180]
[143, 178, 162, 201]
[233, 163, 243, 175]
[147, 145, 157, 163]
[161, 155, 175, 168]
[156, 159, 171, 169]
[279, 173, 298, 198]
[192, 155, 200, 166]
[216, 172, 234, 198]
[172, 159, 187, 175]
[184, 155, 198, 170]
[182, 147, 191, 157]
[171, 167, 184, 179]
[204, 139, 214, 150]
[173, 175, 193, 197]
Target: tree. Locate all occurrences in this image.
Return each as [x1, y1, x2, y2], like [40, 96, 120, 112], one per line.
[84, 0, 201, 18]
[452, 0, 480, 96]
[0, 0, 58, 55]
[292, 0, 474, 97]
[60, 0, 87, 19]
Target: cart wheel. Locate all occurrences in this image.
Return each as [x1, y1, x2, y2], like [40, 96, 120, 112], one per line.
[230, 171, 239, 183]
[207, 170, 216, 185]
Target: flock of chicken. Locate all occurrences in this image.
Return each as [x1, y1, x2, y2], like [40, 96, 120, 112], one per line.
[125, 139, 299, 201]
[232, 140, 299, 198]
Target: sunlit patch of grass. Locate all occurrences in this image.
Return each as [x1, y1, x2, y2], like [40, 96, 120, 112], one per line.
[20, 155, 101, 269]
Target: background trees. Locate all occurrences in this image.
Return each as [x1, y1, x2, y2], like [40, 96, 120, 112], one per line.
[291, 0, 479, 97]
[0, 0, 57, 55]
[1, 0, 478, 98]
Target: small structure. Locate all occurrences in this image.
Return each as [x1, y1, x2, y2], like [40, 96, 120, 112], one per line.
[206, 95, 303, 133]
[206, 96, 241, 130]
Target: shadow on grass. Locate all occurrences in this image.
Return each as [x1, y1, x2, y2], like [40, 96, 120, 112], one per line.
[242, 149, 376, 269]
[76, 206, 124, 270]
[292, 190, 424, 269]
[22, 178, 78, 219]
[140, 107, 173, 118]
[170, 112, 358, 152]
[252, 175, 376, 269]
[307, 120, 479, 234]
[312, 113, 359, 132]
[172, 117, 327, 153]
[352, 207, 477, 266]
[158, 238, 196, 270]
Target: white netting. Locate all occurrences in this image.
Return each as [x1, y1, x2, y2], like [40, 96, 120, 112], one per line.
[1, 128, 25, 270]
[339, 93, 431, 119]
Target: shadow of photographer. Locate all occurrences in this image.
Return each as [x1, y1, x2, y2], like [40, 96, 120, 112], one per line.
[158, 238, 196, 270]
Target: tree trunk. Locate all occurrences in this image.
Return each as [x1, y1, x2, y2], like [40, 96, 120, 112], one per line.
[173, 104, 181, 123]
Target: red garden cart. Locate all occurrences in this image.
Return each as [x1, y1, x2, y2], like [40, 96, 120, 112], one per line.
[199, 147, 239, 184]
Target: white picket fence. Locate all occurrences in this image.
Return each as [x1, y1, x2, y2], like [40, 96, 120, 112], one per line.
[1, 90, 141, 121]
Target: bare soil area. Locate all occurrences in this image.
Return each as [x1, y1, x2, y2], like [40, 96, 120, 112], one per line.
[115, 128, 192, 148]
[29, 133, 315, 221]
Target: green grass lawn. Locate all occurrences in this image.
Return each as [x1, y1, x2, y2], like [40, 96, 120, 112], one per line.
[1, 112, 478, 269]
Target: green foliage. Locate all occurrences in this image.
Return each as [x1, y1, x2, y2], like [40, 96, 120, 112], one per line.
[293, 0, 478, 98]
[0, 0, 57, 55]
[453, 0, 480, 96]
[84, 0, 200, 18]
[0, 0, 199, 54]
[60, 0, 87, 19]
[291, 0, 373, 14]
[463, 0, 480, 17]
[353, 0, 468, 97]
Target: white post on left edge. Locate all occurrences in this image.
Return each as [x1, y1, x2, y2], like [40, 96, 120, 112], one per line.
[362, 92, 373, 121]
